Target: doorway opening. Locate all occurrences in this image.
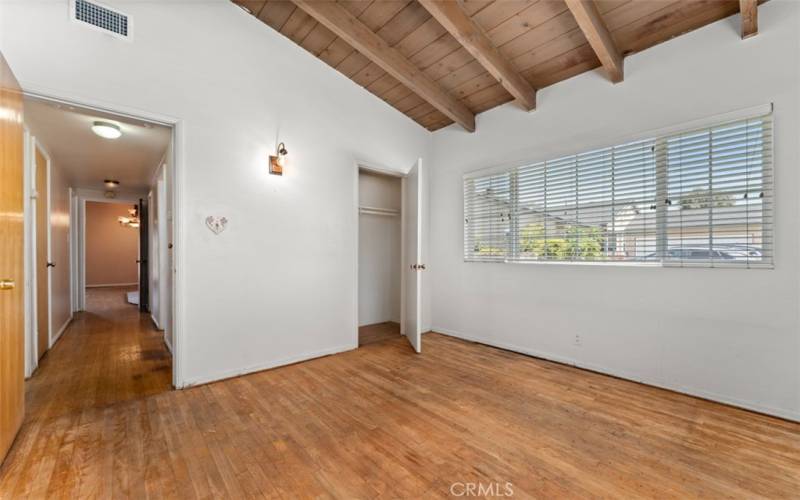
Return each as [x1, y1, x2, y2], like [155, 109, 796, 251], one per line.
[355, 160, 423, 353]
[358, 169, 402, 346]
[22, 93, 178, 399]
[84, 200, 141, 304]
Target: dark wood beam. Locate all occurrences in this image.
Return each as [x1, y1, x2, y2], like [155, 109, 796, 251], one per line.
[292, 0, 476, 132]
[418, 0, 536, 111]
[564, 0, 623, 83]
[740, 0, 758, 39]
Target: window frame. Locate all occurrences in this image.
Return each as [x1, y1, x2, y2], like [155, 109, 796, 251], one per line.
[462, 105, 774, 269]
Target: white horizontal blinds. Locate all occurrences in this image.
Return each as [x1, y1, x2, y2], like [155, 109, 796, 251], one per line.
[662, 114, 773, 267]
[463, 110, 773, 267]
[544, 154, 578, 260]
[612, 139, 658, 261]
[511, 140, 657, 263]
[516, 161, 545, 260]
[464, 171, 512, 261]
[574, 147, 613, 262]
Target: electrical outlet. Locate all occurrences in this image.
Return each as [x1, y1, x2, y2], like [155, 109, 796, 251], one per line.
[574, 334, 581, 346]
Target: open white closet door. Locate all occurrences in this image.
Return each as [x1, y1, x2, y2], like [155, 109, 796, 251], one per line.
[403, 158, 423, 353]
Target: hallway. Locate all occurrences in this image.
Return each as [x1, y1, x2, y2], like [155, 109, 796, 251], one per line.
[0, 286, 171, 496]
[30, 286, 171, 417]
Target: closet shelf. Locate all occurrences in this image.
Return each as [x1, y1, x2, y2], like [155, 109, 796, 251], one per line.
[359, 205, 400, 217]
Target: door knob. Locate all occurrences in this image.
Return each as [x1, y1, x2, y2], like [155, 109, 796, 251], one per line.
[0, 279, 16, 290]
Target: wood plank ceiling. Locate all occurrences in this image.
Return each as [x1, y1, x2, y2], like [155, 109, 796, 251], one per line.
[234, 0, 756, 132]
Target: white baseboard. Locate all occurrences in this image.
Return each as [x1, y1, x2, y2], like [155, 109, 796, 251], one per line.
[163, 333, 173, 354]
[151, 313, 162, 330]
[50, 315, 73, 347]
[433, 326, 800, 423]
[86, 282, 138, 288]
[179, 343, 356, 389]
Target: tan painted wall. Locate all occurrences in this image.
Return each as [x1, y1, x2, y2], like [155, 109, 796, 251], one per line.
[85, 201, 139, 286]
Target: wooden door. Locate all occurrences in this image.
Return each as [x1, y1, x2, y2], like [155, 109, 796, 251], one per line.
[403, 159, 423, 353]
[138, 198, 149, 312]
[35, 145, 49, 359]
[0, 52, 25, 465]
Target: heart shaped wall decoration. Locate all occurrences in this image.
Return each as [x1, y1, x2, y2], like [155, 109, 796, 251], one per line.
[205, 216, 228, 235]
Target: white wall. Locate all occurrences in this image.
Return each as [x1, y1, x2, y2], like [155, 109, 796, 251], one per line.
[358, 171, 401, 326]
[0, 0, 431, 386]
[429, 1, 800, 420]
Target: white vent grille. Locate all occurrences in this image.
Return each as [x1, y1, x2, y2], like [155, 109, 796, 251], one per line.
[72, 0, 131, 39]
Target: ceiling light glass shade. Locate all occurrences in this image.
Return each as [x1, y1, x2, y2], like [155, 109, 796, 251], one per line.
[92, 121, 122, 139]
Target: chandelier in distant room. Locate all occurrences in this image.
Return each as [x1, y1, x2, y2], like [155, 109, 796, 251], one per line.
[117, 205, 140, 228]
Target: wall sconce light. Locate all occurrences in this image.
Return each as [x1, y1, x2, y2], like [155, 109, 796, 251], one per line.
[269, 142, 288, 176]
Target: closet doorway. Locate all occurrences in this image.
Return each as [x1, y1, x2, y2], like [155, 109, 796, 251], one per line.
[355, 160, 424, 353]
[358, 168, 402, 346]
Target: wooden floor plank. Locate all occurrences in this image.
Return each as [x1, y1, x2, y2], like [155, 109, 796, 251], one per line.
[358, 321, 401, 346]
[1, 287, 798, 497]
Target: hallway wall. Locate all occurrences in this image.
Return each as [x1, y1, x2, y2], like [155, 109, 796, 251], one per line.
[85, 201, 138, 287]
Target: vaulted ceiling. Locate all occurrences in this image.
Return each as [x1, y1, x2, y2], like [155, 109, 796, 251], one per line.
[234, 0, 760, 132]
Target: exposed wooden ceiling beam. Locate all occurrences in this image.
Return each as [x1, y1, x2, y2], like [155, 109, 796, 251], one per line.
[418, 0, 536, 111]
[564, 0, 623, 83]
[740, 0, 758, 39]
[291, 0, 475, 132]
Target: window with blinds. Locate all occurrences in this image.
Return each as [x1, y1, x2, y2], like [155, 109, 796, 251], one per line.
[464, 112, 773, 268]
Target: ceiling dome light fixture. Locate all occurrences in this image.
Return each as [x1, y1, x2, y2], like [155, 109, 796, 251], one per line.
[91, 121, 122, 139]
[104, 179, 120, 189]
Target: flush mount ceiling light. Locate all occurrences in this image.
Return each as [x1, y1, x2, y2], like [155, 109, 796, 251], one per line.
[91, 120, 122, 139]
[104, 179, 120, 189]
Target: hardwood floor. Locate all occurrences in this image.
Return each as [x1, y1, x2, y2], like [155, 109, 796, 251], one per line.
[358, 321, 400, 346]
[0, 285, 172, 484]
[1, 306, 798, 497]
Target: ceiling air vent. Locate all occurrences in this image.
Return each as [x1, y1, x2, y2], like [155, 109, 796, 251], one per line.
[71, 0, 131, 40]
